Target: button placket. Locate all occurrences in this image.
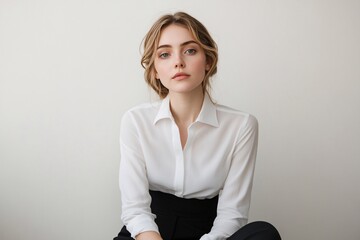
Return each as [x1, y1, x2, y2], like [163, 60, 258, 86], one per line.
[182, 124, 196, 195]
[171, 121, 184, 197]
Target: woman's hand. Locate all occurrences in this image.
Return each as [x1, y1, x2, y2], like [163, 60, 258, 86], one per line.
[135, 231, 163, 240]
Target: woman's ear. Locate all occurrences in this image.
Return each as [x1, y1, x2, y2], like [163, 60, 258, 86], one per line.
[205, 58, 211, 71]
[205, 63, 210, 71]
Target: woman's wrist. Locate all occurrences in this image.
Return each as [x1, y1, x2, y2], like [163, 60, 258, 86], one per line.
[135, 231, 163, 240]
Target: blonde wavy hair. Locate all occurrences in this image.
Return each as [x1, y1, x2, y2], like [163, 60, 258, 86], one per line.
[141, 12, 218, 99]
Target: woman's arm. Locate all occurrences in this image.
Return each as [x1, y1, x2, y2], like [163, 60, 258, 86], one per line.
[201, 115, 259, 240]
[136, 231, 163, 240]
[119, 111, 160, 238]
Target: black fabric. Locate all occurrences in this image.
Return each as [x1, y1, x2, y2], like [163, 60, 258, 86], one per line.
[228, 221, 281, 240]
[113, 191, 281, 240]
[149, 190, 218, 239]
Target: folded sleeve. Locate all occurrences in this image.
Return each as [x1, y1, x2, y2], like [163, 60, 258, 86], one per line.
[119, 111, 159, 238]
[200, 115, 259, 240]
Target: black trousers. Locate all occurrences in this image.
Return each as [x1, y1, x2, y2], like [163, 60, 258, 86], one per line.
[114, 191, 281, 240]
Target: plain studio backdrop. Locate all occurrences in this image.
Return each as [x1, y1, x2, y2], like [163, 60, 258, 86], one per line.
[1, 0, 359, 239]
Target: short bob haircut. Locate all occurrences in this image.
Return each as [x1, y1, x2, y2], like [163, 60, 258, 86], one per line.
[141, 12, 218, 99]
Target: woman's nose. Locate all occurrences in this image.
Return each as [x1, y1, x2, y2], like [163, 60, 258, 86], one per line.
[175, 62, 184, 68]
[174, 55, 185, 68]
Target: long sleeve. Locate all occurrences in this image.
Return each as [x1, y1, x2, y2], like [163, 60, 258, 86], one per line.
[119, 111, 159, 238]
[200, 115, 259, 240]
[118, 96, 259, 240]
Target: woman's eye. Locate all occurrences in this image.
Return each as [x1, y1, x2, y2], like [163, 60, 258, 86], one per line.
[185, 49, 197, 55]
[159, 52, 170, 59]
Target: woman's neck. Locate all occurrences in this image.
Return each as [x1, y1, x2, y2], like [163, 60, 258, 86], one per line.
[168, 90, 204, 127]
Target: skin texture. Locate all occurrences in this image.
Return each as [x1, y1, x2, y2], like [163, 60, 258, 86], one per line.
[154, 24, 209, 97]
[153, 24, 209, 149]
[136, 231, 163, 240]
[136, 24, 210, 240]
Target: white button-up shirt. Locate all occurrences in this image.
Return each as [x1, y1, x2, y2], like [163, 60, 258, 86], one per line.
[119, 94, 258, 240]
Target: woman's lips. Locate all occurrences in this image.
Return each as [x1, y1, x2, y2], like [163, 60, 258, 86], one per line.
[172, 72, 190, 80]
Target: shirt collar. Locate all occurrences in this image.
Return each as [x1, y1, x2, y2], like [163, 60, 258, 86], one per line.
[153, 94, 219, 127]
[153, 95, 173, 124]
[196, 94, 219, 127]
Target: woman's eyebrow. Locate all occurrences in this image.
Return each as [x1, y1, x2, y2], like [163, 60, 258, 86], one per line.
[157, 40, 198, 50]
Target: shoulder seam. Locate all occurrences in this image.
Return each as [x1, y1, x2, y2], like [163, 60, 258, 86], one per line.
[215, 104, 250, 117]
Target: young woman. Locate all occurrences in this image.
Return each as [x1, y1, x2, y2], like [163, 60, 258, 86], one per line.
[114, 12, 281, 240]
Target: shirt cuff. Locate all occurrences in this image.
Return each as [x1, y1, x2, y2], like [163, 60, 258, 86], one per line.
[199, 218, 248, 240]
[125, 214, 159, 238]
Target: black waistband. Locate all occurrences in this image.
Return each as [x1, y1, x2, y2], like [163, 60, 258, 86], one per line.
[149, 190, 218, 218]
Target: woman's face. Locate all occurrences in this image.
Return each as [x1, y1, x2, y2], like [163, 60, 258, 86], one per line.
[154, 24, 209, 96]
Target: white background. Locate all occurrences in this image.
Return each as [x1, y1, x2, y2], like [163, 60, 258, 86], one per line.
[1, 0, 359, 239]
